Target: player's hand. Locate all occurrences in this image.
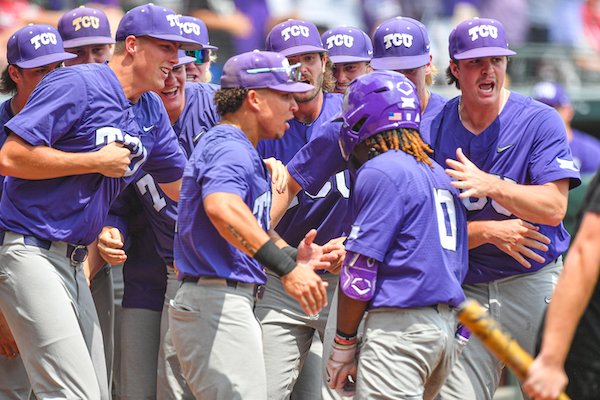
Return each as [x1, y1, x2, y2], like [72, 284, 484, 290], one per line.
[263, 157, 287, 194]
[326, 337, 358, 396]
[445, 147, 498, 198]
[95, 142, 131, 178]
[321, 236, 346, 274]
[97, 226, 127, 265]
[522, 355, 568, 400]
[297, 229, 333, 271]
[0, 310, 19, 359]
[281, 265, 328, 316]
[488, 219, 550, 268]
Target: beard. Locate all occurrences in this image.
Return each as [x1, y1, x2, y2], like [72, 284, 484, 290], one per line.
[294, 72, 323, 104]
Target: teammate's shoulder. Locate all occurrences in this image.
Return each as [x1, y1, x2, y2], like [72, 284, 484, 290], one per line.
[324, 91, 344, 105]
[186, 81, 220, 95]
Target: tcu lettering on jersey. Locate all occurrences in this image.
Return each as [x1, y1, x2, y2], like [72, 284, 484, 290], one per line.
[383, 33, 413, 49]
[326, 34, 355, 49]
[95, 127, 148, 177]
[180, 21, 201, 35]
[281, 25, 310, 41]
[468, 25, 498, 41]
[30, 32, 58, 49]
[72, 16, 100, 31]
[253, 191, 272, 230]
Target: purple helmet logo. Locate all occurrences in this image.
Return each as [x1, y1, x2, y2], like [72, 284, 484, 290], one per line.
[337, 71, 421, 160]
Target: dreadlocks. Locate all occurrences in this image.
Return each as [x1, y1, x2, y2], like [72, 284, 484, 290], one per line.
[364, 128, 433, 167]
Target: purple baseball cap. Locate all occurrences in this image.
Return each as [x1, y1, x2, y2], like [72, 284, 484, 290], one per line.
[178, 16, 218, 50]
[370, 17, 430, 70]
[115, 4, 201, 50]
[7, 24, 77, 68]
[58, 6, 115, 48]
[321, 26, 373, 64]
[449, 18, 516, 60]
[221, 50, 314, 93]
[265, 19, 326, 57]
[532, 81, 570, 107]
[175, 49, 196, 67]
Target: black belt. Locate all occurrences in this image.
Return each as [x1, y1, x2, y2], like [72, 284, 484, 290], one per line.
[182, 276, 240, 288]
[182, 276, 265, 300]
[0, 231, 88, 264]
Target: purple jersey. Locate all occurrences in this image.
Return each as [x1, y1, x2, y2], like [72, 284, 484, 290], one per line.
[0, 99, 15, 198]
[288, 91, 447, 194]
[1, 64, 186, 245]
[345, 150, 468, 309]
[131, 82, 220, 265]
[430, 92, 581, 284]
[570, 129, 600, 175]
[257, 92, 349, 247]
[174, 124, 271, 284]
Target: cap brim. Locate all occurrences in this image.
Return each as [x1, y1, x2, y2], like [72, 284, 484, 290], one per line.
[268, 81, 314, 93]
[278, 45, 327, 57]
[16, 52, 78, 68]
[453, 47, 516, 60]
[63, 36, 115, 48]
[146, 33, 202, 50]
[201, 44, 218, 50]
[370, 53, 429, 70]
[330, 55, 372, 64]
[176, 55, 197, 67]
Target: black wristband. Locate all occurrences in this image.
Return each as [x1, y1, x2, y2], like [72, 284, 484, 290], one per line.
[281, 246, 298, 261]
[336, 329, 357, 341]
[254, 240, 296, 277]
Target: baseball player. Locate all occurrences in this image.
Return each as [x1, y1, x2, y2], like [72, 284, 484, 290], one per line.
[320, 26, 373, 94]
[0, 24, 76, 400]
[178, 15, 218, 83]
[58, 6, 115, 66]
[168, 50, 330, 399]
[326, 70, 468, 400]
[57, 6, 120, 390]
[0, 4, 200, 398]
[257, 19, 348, 399]
[430, 18, 581, 400]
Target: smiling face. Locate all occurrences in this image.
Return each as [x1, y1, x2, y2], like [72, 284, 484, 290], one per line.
[332, 61, 370, 93]
[450, 56, 507, 107]
[133, 36, 179, 93]
[185, 61, 211, 82]
[64, 44, 112, 66]
[157, 63, 186, 123]
[286, 52, 325, 104]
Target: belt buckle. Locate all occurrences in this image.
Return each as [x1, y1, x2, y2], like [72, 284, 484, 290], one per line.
[70, 245, 88, 264]
[254, 284, 265, 302]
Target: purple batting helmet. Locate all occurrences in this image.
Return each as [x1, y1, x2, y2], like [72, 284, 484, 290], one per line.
[337, 70, 421, 160]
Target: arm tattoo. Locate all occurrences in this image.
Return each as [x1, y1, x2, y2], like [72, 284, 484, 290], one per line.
[226, 224, 258, 255]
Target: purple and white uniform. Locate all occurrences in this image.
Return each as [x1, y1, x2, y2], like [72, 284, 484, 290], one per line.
[257, 92, 348, 246]
[174, 124, 271, 283]
[346, 151, 468, 309]
[0, 99, 14, 197]
[430, 92, 581, 284]
[2, 64, 186, 245]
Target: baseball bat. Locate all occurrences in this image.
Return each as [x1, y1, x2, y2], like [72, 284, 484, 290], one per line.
[457, 299, 570, 400]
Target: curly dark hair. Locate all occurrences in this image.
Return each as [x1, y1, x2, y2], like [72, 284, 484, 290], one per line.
[0, 65, 17, 95]
[214, 87, 249, 116]
[365, 128, 433, 167]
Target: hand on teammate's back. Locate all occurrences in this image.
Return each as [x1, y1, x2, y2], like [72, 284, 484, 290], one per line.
[488, 219, 551, 268]
[95, 142, 132, 178]
[263, 157, 288, 194]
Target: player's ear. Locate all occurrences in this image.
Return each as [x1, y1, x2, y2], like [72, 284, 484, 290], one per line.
[7, 65, 21, 84]
[124, 35, 138, 55]
[246, 89, 261, 112]
[449, 59, 459, 80]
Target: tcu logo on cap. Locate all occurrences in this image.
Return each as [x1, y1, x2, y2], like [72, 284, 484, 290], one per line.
[30, 32, 58, 49]
[281, 25, 310, 41]
[383, 33, 413, 49]
[468, 25, 498, 41]
[166, 14, 181, 28]
[72, 16, 100, 31]
[180, 21, 201, 35]
[326, 34, 354, 49]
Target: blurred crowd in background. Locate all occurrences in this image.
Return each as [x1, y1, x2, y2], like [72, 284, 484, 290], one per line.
[4, 0, 600, 77]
